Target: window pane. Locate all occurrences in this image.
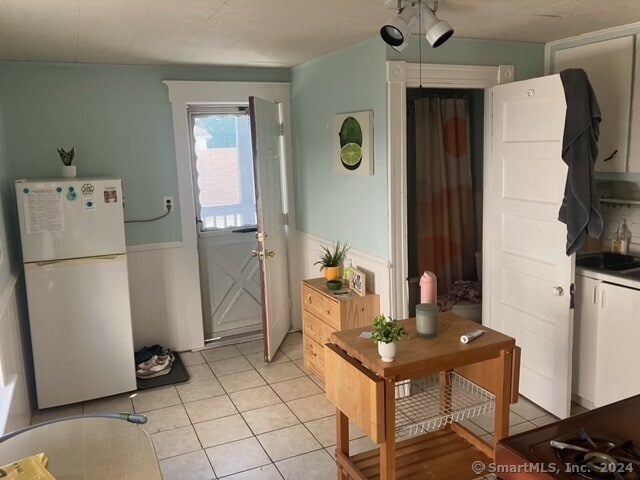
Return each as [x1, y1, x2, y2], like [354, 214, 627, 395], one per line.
[191, 112, 256, 230]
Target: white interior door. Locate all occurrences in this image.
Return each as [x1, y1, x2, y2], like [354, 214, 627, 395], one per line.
[250, 96, 291, 361]
[486, 74, 574, 419]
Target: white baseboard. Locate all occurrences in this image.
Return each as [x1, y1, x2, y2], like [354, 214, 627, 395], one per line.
[126, 235, 391, 352]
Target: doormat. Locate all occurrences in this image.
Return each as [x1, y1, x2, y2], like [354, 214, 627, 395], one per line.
[136, 352, 190, 390]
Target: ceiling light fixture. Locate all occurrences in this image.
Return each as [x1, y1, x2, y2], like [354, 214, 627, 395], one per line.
[380, 0, 454, 51]
[379, 5, 419, 52]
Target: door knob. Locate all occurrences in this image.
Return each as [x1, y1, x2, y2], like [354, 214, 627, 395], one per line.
[551, 286, 564, 296]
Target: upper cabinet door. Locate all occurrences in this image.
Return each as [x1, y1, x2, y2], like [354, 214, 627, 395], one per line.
[628, 36, 640, 174]
[553, 36, 634, 173]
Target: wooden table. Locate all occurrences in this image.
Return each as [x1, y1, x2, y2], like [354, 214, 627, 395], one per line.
[325, 312, 520, 480]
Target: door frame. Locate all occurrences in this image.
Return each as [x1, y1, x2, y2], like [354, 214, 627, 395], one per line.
[386, 61, 514, 319]
[165, 81, 294, 350]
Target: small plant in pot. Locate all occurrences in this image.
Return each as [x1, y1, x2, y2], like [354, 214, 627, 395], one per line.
[314, 241, 349, 281]
[57, 147, 76, 178]
[371, 314, 407, 362]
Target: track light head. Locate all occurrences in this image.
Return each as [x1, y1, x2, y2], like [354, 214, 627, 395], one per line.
[379, 6, 419, 52]
[420, 4, 454, 47]
[380, 1, 454, 50]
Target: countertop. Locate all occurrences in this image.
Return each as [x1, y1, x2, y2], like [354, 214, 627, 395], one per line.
[576, 255, 640, 289]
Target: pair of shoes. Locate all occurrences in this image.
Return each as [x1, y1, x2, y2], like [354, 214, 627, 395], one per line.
[135, 345, 166, 366]
[136, 352, 175, 379]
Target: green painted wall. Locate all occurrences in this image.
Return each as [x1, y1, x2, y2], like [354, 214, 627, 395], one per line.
[0, 35, 544, 261]
[292, 36, 544, 259]
[291, 37, 389, 258]
[0, 88, 18, 289]
[0, 62, 290, 247]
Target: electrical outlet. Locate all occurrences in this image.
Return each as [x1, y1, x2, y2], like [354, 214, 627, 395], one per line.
[163, 196, 174, 213]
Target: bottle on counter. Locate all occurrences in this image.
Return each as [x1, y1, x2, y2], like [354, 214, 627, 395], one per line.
[419, 271, 437, 304]
[611, 219, 629, 254]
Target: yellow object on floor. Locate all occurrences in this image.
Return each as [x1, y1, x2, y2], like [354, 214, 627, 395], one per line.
[0, 452, 56, 479]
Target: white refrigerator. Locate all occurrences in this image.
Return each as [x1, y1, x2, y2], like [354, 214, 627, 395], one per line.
[15, 178, 137, 409]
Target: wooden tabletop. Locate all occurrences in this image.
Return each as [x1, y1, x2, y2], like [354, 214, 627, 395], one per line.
[330, 312, 516, 380]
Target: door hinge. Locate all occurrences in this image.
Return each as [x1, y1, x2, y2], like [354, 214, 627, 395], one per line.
[278, 122, 284, 136]
[282, 213, 289, 225]
[256, 231, 268, 242]
[570, 282, 575, 309]
[288, 297, 292, 310]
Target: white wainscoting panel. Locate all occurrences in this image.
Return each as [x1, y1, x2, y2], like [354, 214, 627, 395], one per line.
[290, 231, 392, 330]
[0, 273, 32, 434]
[127, 236, 391, 352]
[127, 244, 204, 352]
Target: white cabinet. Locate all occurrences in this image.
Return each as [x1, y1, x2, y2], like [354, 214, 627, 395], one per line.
[553, 36, 634, 173]
[572, 274, 600, 408]
[594, 282, 640, 407]
[573, 274, 640, 408]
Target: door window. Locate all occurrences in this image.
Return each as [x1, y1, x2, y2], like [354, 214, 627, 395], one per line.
[188, 106, 256, 231]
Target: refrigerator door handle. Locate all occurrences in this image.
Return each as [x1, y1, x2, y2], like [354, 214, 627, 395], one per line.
[34, 255, 120, 267]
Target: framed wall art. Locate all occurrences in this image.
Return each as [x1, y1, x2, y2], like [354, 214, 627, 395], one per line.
[349, 267, 366, 297]
[334, 110, 373, 176]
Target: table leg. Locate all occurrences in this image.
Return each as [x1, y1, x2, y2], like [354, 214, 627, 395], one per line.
[379, 378, 396, 480]
[494, 348, 513, 448]
[336, 409, 349, 480]
[439, 370, 453, 420]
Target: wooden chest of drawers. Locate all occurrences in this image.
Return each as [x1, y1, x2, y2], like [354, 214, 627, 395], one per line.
[301, 278, 380, 381]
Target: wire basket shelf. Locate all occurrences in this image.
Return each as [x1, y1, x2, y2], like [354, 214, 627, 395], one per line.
[395, 371, 495, 439]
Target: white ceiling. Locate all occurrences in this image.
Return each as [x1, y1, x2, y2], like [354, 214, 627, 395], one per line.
[1, 0, 640, 68]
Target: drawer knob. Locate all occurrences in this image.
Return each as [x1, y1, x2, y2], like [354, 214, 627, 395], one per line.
[325, 310, 331, 315]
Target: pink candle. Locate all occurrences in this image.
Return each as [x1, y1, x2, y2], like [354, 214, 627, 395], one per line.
[419, 271, 437, 304]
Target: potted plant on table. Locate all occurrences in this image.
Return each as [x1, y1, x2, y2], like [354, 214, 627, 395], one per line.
[314, 241, 349, 281]
[371, 314, 407, 362]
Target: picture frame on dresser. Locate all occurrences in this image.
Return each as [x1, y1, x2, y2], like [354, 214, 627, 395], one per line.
[350, 267, 366, 296]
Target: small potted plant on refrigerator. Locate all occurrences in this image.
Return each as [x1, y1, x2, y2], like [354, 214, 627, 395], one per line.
[57, 147, 76, 178]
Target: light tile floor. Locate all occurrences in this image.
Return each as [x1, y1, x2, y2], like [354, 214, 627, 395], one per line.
[30, 332, 588, 479]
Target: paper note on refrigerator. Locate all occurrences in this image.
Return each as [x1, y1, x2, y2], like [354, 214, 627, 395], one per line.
[23, 188, 65, 234]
